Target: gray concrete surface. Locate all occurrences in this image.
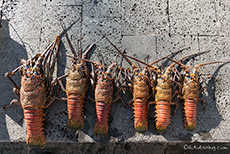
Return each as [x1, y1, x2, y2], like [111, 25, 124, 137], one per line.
[0, 0, 230, 152]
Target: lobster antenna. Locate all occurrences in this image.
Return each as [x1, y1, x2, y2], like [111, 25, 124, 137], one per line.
[121, 53, 159, 70]
[82, 42, 96, 59]
[66, 54, 97, 64]
[167, 57, 188, 70]
[58, 19, 78, 58]
[149, 47, 190, 65]
[193, 61, 230, 73]
[97, 29, 138, 68]
[58, 19, 80, 37]
[51, 4, 80, 58]
[168, 50, 210, 68]
[78, 34, 85, 58]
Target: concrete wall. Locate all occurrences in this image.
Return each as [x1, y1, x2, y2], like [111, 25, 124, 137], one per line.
[0, 0, 230, 152]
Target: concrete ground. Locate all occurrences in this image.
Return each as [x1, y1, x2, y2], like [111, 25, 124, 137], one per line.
[0, 0, 230, 153]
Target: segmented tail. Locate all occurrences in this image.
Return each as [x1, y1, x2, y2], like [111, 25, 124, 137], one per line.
[94, 102, 111, 137]
[155, 101, 171, 134]
[24, 107, 45, 149]
[67, 94, 85, 130]
[133, 99, 148, 133]
[183, 99, 197, 131]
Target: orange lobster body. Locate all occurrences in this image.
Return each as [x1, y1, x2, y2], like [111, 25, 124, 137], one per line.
[182, 78, 200, 131]
[94, 77, 114, 137]
[132, 74, 150, 133]
[20, 74, 46, 148]
[4, 35, 61, 149]
[154, 78, 172, 134]
[66, 67, 89, 130]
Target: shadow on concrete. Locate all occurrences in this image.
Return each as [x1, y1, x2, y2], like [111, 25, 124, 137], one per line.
[0, 19, 28, 140]
[161, 60, 226, 141]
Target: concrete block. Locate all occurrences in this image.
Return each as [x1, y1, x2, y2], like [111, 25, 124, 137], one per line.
[121, 0, 169, 35]
[40, 5, 82, 74]
[169, 0, 217, 35]
[155, 35, 199, 68]
[0, 37, 30, 76]
[211, 75, 230, 119]
[199, 36, 230, 75]
[0, 76, 25, 141]
[40, 5, 82, 49]
[83, 0, 121, 18]
[43, 0, 82, 6]
[215, 0, 230, 36]
[121, 35, 157, 68]
[2, 0, 42, 39]
[82, 17, 122, 65]
[44, 100, 79, 142]
[1, 0, 230, 146]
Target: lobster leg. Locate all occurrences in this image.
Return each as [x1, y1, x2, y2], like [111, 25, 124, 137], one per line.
[52, 74, 68, 92]
[87, 96, 95, 103]
[170, 102, 179, 117]
[5, 76, 20, 97]
[44, 80, 63, 109]
[5, 66, 22, 93]
[2, 99, 22, 110]
[82, 42, 96, 59]
[44, 96, 68, 109]
[127, 99, 134, 107]
[113, 96, 127, 107]
[198, 98, 205, 111]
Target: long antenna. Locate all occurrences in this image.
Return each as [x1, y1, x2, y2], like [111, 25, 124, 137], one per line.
[66, 55, 97, 64]
[148, 47, 190, 65]
[97, 29, 138, 68]
[168, 50, 210, 68]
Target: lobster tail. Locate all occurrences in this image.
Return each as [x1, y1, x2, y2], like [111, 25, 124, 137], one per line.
[67, 94, 85, 130]
[24, 107, 45, 149]
[184, 100, 197, 131]
[155, 101, 171, 134]
[94, 102, 111, 137]
[133, 99, 148, 133]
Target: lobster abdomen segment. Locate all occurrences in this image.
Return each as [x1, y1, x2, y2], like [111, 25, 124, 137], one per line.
[155, 100, 171, 134]
[24, 107, 45, 149]
[184, 99, 197, 131]
[133, 99, 148, 133]
[67, 94, 85, 130]
[94, 101, 111, 137]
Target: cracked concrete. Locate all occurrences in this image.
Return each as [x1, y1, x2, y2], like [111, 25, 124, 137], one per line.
[0, 0, 230, 153]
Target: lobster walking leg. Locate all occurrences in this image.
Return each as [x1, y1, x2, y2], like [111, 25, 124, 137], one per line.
[2, 99, 22, 110]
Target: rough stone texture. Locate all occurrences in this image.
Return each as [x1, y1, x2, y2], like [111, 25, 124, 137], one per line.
[121, 0, 169, 35]
[169, 0, 217, 35]
[83, 0, 121, 18]
[1, 0, 230, 153]
[215, 0, 230, 36]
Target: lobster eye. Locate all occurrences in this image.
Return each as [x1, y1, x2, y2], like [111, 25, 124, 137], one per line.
[33, 71, 39, 75]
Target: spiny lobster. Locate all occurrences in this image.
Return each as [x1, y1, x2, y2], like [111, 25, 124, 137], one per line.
[98, 30, 188, 133]
[66, 54, 126, 137]
[168, 57, 230, 131]
[3, 21, 77, 149]
[149, 50, 209, 134]
[52, 20, 96, 130]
